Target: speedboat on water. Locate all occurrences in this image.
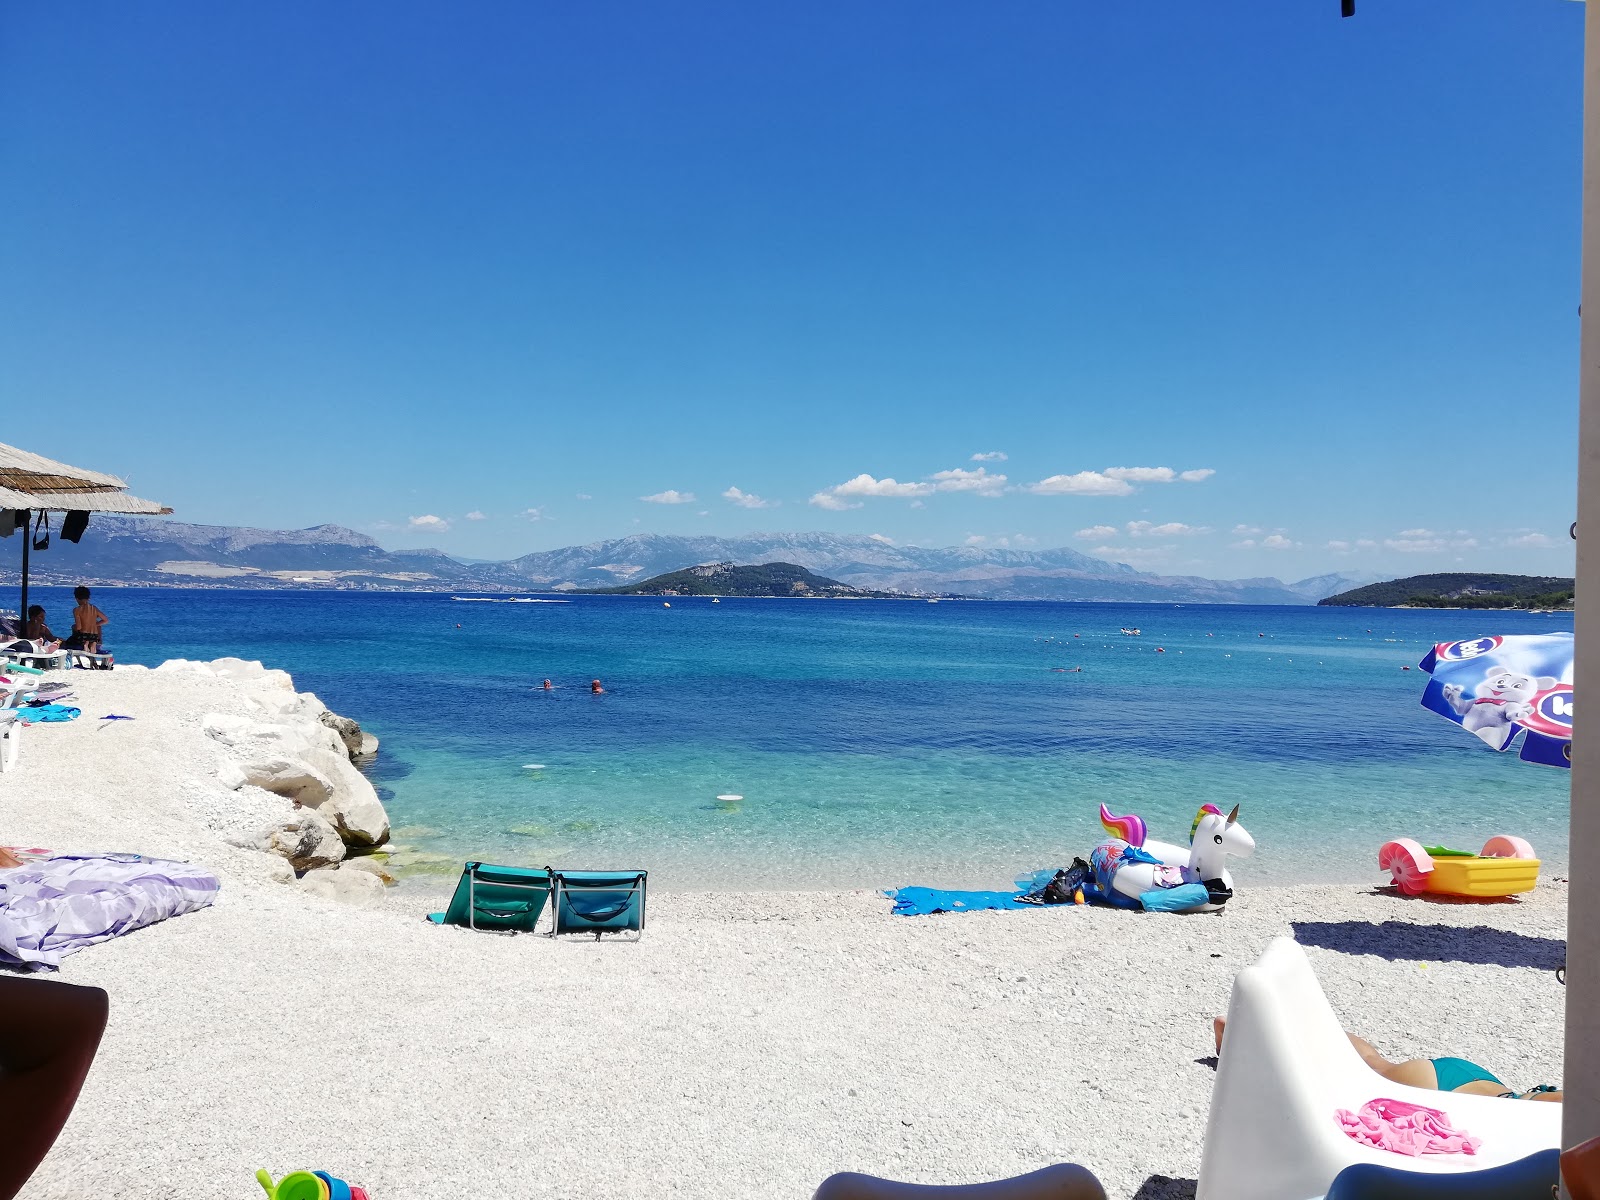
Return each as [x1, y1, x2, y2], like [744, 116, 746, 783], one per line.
[1120, 627, 1142, 636]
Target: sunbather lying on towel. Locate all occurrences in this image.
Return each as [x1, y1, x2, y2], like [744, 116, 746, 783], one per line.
[1213, 1017, 1561, 1102]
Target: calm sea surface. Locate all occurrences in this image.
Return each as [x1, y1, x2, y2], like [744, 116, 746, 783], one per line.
[27, 586, 1574, 891]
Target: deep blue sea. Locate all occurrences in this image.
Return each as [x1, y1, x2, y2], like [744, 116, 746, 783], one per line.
[24, 586, 1574, 891]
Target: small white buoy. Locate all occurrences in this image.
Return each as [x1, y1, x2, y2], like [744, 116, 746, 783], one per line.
[715, 793, 744, 805]
[663, 602, 671, 608]
[523, 764, 546, 770]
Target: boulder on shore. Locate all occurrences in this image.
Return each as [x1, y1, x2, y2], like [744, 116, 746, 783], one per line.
[300, 748, 390, 847]
[298, 864, 386, 907]
[251, 808, 346, 873]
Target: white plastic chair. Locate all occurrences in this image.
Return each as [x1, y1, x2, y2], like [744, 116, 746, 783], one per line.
[1196, 936, 1560, 1200]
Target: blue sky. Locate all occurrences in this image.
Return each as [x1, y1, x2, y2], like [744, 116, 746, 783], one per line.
[0, 1, 1582, 580]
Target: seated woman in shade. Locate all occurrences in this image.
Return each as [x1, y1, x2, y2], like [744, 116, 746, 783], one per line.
[22, 606, 56, 647]
[1213, 1016, 1560, 1101]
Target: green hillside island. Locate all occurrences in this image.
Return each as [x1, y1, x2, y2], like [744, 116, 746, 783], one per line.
[584, 560, 938, 599]
[1318, 573, 1574, 609]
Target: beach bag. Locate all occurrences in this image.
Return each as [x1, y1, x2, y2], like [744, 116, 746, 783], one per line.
[1038, 858, 1092, 904]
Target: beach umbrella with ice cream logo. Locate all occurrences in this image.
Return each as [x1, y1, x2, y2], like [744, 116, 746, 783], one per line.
[1417, 632, 1575, 768]
[0, 441, 171, 630]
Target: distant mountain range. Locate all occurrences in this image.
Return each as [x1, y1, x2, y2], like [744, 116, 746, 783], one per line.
[0, 517, 1382, 604]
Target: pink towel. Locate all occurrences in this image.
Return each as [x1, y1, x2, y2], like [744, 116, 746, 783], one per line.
[1335, 1098, 1482, 1156]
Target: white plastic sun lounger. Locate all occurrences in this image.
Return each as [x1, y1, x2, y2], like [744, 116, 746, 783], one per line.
[1, 645, 66, 671]
[0, 711, 19, 773]
[1196, 937, 1560, 1200]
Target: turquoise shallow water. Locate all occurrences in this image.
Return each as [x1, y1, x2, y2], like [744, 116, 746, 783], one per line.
[35, 586, 1573, 891]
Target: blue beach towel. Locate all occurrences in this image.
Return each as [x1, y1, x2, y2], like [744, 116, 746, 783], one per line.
[16, 704, 80, 724]
[886, 887, 1034, 916]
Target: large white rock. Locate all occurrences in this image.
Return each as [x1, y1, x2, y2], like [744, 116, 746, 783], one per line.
[202, 713, 344, 759]
[249, 808, 346, 873]
[223, 755, 335, 807]
[300, 747, 390, 847]
[298, 865, 385, 908]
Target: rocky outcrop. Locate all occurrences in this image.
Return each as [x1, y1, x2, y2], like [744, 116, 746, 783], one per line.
[318, 710, 365, 757]
[255, 807, 346, 873]
[299, 748, 389, 846]
[189, 657, 391, 886]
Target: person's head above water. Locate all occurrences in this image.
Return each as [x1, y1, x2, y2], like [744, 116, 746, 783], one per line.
[542, 679, 553, 689]
[591, 679, 604, 693]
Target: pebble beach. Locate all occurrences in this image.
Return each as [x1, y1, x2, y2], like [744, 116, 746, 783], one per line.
[4, 664, 1570, 1200]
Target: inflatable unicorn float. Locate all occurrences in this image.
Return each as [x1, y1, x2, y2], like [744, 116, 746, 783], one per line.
[1093, 802, 1255, 912]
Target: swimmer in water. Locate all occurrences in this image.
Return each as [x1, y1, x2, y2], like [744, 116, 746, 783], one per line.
[591, 679, 605, 694]
[541, 679, 554, 690]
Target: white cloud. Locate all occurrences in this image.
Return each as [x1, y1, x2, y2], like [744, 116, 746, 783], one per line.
[869, 533, 895, 544]
[1232, 531, 1295, 550]
[1506, 531, 1556, 548]
[641, 490, 696, 505]
[1179, 469, 1216, 482]
[836, 474, 935, 498]
[575, 493, 593, 501]
[1075, 524, 1119, 540]
[929, 466, 1007, 495]
[970, 451, 1008, 462]
[1232, 524, 1263, 536]
[408, 514, 450, 533]
[464, 510, 486, 521]
[1327, 540, 1352, 552]
[1126, 520, 1209, 538]
[1385, 530, 1478, 553]
[809, 492, 861, 511]
[963, 534, 987, 546]
[1104, 466, 1176, 484]
[810, 473, 933, 508]
[1023, 471, 1134, 496]
[698, 510, 710, 517]
[909, 499, 926, 509]
[723, 486, 778, 509]
[519, 507, 546, 521]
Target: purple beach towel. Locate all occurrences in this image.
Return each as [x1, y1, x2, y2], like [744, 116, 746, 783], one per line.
[0, 853, 220, 968]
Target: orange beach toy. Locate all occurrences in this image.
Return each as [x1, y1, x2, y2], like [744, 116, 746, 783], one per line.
[1378, 835, 1539, 898]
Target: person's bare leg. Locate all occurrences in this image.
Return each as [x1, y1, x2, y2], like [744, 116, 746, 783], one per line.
[0, 976, 109, 1200]
[1213, 1018, 1440, 1089]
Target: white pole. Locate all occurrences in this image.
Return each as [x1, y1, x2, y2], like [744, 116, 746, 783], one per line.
[1567, 0, 1600, 1173]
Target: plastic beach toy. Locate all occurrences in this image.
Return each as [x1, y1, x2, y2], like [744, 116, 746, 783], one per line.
[1378, 835, 1539, 898]
[257, 1170, 369, 1200]
[256, 1171, 327, 1200]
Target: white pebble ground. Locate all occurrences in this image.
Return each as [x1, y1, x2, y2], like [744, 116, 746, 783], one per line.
[3, 669, 1569, 1200]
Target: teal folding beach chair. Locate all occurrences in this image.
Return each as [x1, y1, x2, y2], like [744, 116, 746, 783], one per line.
[426, 863, 551, 934]
[549, 869, 647, 940]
